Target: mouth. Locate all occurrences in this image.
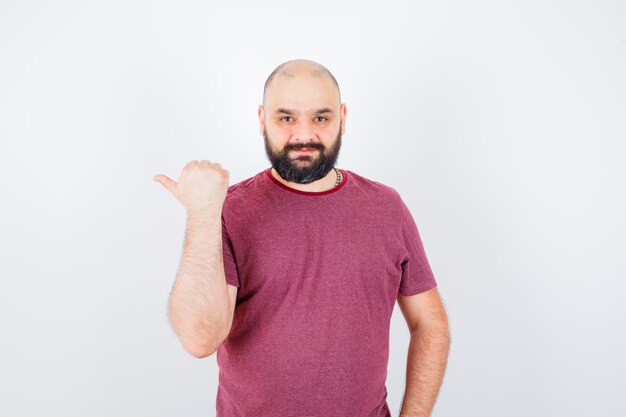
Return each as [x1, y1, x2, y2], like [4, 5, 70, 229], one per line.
[293, 148, 317, 153]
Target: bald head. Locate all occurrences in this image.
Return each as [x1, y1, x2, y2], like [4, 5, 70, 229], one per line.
[263, 59, 341, 106]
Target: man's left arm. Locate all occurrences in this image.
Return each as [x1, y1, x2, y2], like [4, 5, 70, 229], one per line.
[397, 287, 451, 417]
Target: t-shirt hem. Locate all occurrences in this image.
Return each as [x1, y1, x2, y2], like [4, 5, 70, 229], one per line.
[225, 276, 240, 287]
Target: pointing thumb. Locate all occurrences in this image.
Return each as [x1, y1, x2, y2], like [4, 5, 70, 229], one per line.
[153, 174, 177, 195]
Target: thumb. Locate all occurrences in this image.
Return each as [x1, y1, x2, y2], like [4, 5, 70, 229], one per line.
[153, 174, 177, 195]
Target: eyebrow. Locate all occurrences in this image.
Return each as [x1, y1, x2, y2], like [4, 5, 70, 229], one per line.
[275, 107, 334, 115]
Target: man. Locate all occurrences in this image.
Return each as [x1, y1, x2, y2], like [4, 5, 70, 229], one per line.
[154, 59, 450, 417]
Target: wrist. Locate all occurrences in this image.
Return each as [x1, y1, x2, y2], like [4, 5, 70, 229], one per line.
[187, 209, 222, 225]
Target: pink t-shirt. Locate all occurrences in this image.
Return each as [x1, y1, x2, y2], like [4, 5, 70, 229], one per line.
[217, 167, 437, 417]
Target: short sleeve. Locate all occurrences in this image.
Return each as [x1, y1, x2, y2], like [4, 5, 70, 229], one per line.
[397, 196, 437, 296]
[222, 217, 240, 288]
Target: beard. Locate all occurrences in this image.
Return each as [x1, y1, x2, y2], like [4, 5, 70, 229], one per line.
[263, 128, 342, 184]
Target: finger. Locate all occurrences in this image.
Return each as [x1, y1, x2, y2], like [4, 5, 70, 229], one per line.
[153, 174, 178, 195]
[198, 160, 212, 165]
[184, 160, 199, 169]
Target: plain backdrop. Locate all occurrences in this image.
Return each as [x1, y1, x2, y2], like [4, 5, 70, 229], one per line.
[1, 1, 625, 416]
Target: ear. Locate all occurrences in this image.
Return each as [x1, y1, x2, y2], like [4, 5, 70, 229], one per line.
[258, 105, 265, 136]
[340, 103, 347, 135]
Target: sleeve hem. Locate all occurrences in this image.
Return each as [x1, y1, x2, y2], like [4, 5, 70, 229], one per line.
[398, 281, 437, 296]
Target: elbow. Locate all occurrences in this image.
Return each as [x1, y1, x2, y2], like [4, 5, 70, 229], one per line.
[169, 314, 232, 359]
[182, 339, 218, 359]
[181, 330, 229, 359]
[410, 317, 450, 339]
[189, 348, 215, 359]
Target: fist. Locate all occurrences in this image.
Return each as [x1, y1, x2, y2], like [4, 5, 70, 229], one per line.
[153, 160, 230, 215]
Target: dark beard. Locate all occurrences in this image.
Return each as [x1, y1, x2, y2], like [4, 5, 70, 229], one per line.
[263, 129, 342, 184]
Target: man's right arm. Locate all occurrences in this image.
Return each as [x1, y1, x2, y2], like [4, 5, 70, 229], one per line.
[153, 160, 234, 358]
[167, 211, 232, 358]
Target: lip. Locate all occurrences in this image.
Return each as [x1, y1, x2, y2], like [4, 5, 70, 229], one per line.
[293, 148, 317, 153]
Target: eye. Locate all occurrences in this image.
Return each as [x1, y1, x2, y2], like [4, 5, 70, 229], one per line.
[315, 116, 328, 122]
[280, 116, 293, 123]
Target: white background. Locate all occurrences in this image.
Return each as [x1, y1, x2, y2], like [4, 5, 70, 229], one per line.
[1, 1, 625, 416]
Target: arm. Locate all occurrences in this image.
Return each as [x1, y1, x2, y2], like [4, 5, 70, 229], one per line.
[154, 160, 233, 358]
[167, 212, 231, 358]
[397, 287, 450, 417]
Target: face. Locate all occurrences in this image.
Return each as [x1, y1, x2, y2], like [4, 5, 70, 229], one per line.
[259, 72, 347, 184]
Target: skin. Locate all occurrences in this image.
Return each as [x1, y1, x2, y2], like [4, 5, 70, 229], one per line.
[397, 288, 450, 417]
[258, 60, 347, 192]
[153, 161, 234, 358]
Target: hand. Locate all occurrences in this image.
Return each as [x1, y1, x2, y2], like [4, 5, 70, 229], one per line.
[153, 160, 230, 215]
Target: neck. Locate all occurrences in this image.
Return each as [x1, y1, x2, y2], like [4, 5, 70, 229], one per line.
[270, 167, 339, 193]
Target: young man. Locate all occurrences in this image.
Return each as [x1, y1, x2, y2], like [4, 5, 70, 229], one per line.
[154, 59, 450, 417]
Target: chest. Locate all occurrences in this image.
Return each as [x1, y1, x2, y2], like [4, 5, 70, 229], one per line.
[228, 202, 403, 301]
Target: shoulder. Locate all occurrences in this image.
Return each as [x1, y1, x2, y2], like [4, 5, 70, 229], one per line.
[222, 170, 268, 217]
[227, 173, 258, 194]
[344, 169, 404, 206]
[225, 170, 265, 199]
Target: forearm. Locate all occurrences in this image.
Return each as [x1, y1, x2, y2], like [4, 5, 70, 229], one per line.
[168, 211, 230, 357]
[399, 324, 450, 417]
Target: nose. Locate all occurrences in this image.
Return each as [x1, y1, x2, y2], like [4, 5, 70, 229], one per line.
[291, 118, 317, 143]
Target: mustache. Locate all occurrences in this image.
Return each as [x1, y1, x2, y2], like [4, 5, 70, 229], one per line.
[283, 143, 325, 152]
